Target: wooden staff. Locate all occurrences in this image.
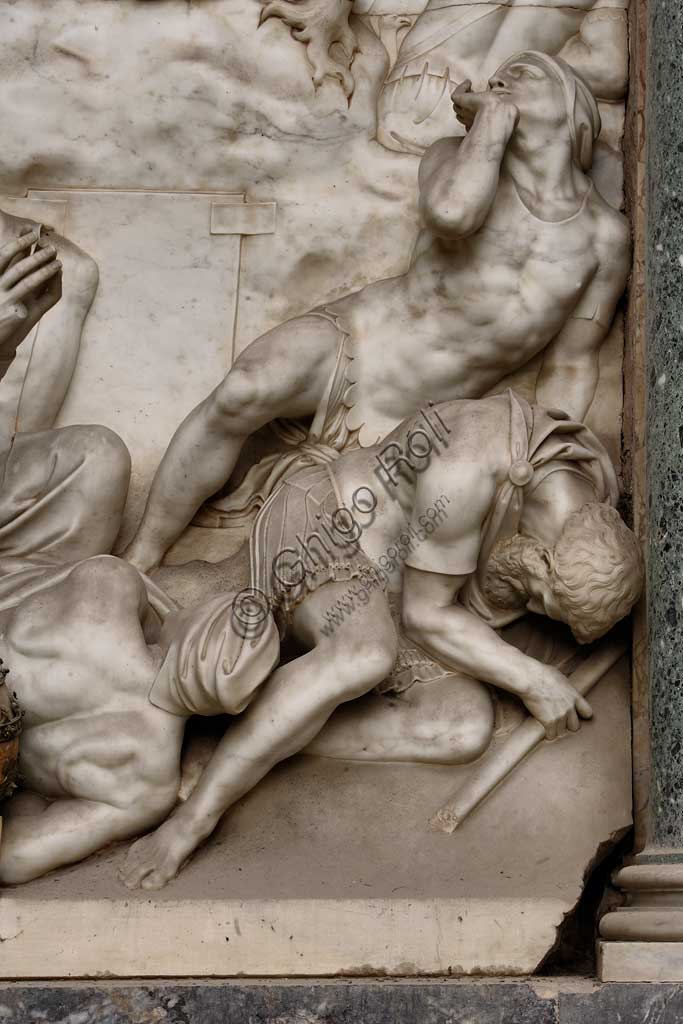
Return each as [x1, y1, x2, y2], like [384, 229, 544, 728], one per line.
[430, 636, 628, 834]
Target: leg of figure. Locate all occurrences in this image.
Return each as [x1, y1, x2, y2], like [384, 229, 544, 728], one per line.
[0, 424, 131, 565]
[124, 314, 341, 572]
[305, 674, 495, 764]
[0, 557, 182, 884]
[120, 584, 398, 889]
[0, 795, 168, 885]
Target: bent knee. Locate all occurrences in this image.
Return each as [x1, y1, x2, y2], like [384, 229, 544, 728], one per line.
[401, 602, 431, 648]
[69, 555, 145, 606]
[0, 850, 39, 886]
[332, 636, 398, 702]
[59, 425, 131, 486]
[414, 680, 494, 764]
[448, 710, 494, 764]
[211, 366, 274, 431]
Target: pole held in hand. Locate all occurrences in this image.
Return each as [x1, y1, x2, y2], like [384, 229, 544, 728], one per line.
[430, 636, 628, 834]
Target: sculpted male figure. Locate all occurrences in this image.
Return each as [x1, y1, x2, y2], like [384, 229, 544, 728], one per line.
[0, 491, 281, 884]
[124, 52, 630, 574]
[120, 390, 642, 890]
[0, 392, 641, 885]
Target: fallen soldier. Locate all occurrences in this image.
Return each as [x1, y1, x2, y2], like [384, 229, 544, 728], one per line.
[0, 394, 641, 886]
[120, 390, 642, 890]
[123, 53, 630, 573]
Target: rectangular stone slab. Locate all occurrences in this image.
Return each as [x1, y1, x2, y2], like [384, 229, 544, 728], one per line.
[599, 941, 683, 983]
[0, 896, 565, 978]
[24, 189, 243, 538]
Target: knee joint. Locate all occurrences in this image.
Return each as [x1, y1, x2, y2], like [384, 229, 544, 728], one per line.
[71, 425, 131, 486]
[69, 555, 144, 605]
[212, 367, 269, 429]
[334, 639, 397, 701]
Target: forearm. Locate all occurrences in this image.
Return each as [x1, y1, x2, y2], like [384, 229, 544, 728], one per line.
[536, 354, 599, 421]
[419, 106, 515, 238]
[406, 602, 538, 699]
[13, 242, 98, 432]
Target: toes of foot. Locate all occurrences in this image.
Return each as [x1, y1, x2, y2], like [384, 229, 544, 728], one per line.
[141, 870, 169, 891]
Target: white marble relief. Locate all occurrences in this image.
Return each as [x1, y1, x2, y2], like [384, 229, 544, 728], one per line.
[0, 0, 640, 980]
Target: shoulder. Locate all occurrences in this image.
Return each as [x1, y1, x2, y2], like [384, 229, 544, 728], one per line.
[589, 189, 631, 250]
[436, 394, 512, 448]
[586, 191, 631, 279]
[421, 398, 510, 493]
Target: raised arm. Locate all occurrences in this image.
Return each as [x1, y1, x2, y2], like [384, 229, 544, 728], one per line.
[556, 7, 628, 103]
[418, 84, 518, 239]
[7, 229, 99, 435]
[0, 230, 62, 356]
[536, 211, 631, 419]
[0, 229, 65, 447]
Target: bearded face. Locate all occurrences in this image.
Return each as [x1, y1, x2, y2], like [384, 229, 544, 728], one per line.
[482, 505, 644, 643]
[481, 534, 549, 612]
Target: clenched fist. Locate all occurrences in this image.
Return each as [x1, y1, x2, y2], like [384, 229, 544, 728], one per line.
[451, 80, 519, 133]
[522, 664, 593, 740]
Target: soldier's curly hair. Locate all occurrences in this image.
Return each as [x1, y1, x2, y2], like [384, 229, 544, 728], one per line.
[550, 503, 644, 644]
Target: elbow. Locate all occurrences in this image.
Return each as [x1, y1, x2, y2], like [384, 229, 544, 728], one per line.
[401, 598, 449, 649]
[420, 198, 478, 240]
[588, 64, 627, 103]
[73, 252, 100, 300]
[59, 244, 99, 302]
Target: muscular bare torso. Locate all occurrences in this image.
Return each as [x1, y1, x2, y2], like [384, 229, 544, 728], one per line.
[333, 396, 512, 567]
[328, 174, 612, 444]
[1, 558, 183, 808]
[333, 394, 599, 575]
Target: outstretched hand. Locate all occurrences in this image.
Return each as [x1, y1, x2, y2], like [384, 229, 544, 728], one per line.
[451, 80, 519, 132]
[522, 665, 593, 740]
[0, 229, 62, 351]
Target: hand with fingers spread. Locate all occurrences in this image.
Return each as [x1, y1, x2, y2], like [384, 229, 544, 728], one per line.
[0, 229, 62, 352]
[451, 79, 519, 133]
[521, 664, 593, 741]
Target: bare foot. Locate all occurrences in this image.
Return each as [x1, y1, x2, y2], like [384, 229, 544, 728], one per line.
[118, 816, 200, 890]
